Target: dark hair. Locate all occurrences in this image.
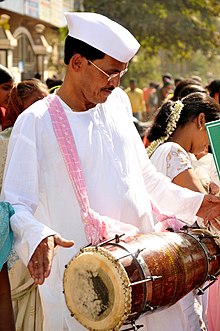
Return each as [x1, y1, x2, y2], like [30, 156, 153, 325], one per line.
[64, 36, 105, 65]
[147, 92, 220, 142]
[171, 78, 201, 101]
[130, 78, 137, 84]
[206, 80, 220, 98]
[179, 84, 208, 99]
[46, 78, 63, 93]
[3, 80, 48, 129]
[0, 64, 14, 84]
[174, 77, 184, 86]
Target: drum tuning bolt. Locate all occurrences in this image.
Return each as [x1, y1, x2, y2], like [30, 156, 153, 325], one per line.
[117, 248, 145, 261]
[96, 233, 125, 247]
[145, 304, 155, 312]
[208, 253, 220, 261]
[198, 233, 218, 240]
[122, 321, 144, 330]
[197, 275, 217, 295]
[180, 225, 197, 232]
[129, 275, 162, 287]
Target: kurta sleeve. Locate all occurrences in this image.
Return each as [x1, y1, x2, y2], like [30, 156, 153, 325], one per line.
[1, 107, 57, 266]
[130, 126, 204, 224]
[143, 162, 204, 224]
[118, 88, 204, 224]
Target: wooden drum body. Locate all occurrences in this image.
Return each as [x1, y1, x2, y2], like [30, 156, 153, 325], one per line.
[63, 230, 220, 331]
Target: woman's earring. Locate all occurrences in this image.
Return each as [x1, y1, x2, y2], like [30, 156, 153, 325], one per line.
[199, 127, 203, 131]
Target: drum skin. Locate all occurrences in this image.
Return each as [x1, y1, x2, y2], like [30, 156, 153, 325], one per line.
[63, 230, 220, 331]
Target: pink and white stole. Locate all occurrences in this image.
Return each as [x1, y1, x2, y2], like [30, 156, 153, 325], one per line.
[46, 94, 139, 245]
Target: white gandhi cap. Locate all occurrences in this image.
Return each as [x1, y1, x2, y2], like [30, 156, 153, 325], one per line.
[65, 12, 140, 63]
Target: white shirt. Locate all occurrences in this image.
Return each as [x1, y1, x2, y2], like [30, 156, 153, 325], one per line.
[150, 141, 208, 331]
[189, 152, 220, 187]
[1, 88, 204, 331]
[150, 141, 192, 179]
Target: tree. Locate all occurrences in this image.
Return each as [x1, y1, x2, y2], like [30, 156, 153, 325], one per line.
[84, 0, 220, 59]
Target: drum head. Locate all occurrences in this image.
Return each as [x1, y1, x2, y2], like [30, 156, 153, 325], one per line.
[63, 246, 132, 331]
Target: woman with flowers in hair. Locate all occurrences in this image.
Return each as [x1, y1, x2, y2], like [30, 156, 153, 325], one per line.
[146, 92, 220, 330]
[147, 92, 220, 192]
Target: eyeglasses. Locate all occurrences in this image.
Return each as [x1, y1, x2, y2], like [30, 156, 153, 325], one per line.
[88, 60, 128, 82]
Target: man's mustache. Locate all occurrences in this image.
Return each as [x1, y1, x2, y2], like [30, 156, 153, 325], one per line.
[101, 87, 115, 92]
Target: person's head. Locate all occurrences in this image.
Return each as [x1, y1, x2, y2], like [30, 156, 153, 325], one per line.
[3, 79, 48, 129]
[149, 82, 157, 89]
[45, 79, 63, 93]
[161, 78, 173, 96]
[174, 77, 184, 86]
[206, 80, 220, 103]
[171, 78, 201, 101]
[178, 84, 208, 99]
[129, 78, 137, 91]
[147, 92, 220, 156]
[61, 12, 140, 109]
[191, 75, 202, 84]
[162, 72, 172, 83]
[34, 72, 41, 80]
[0, 65, 14, 108]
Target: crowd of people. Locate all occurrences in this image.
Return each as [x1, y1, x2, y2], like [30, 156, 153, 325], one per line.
[0, 10, 220, 331]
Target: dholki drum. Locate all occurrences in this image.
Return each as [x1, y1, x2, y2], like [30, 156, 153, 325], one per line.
[63, 229, 220, 331]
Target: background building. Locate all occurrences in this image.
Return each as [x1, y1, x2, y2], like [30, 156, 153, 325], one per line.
[0, 0, 84, 81]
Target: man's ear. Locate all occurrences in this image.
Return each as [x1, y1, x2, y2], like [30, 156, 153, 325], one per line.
[70, 54, 84, 72]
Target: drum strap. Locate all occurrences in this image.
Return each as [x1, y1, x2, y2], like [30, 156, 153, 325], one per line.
[46, 94, 138, 244]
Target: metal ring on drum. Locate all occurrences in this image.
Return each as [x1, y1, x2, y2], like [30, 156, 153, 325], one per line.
[63, 229, 220, 331]
[196, 217, 220, 247]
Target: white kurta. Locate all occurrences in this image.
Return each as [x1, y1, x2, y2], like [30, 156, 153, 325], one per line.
[1, 88, 204, 331]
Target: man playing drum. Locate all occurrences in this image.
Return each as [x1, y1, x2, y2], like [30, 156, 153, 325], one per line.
[2, 11, 220, 331]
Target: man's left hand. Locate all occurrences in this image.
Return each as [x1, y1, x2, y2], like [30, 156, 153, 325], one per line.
[197, 194, 220, 230]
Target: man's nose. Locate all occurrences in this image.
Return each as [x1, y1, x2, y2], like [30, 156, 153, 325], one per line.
[109, 75, 121, 88]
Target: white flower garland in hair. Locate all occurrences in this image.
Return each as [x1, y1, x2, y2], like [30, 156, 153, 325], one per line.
[146, 100, 184, 157]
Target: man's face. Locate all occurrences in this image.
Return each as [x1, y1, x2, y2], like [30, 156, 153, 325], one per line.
[81, 55, 128, 106]
[130, 81, 136, 91]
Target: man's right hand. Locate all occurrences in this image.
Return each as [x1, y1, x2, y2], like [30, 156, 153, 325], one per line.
[27, 234, 74, 285]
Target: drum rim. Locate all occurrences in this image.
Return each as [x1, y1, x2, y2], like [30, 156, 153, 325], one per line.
[63, 246, 132, 331]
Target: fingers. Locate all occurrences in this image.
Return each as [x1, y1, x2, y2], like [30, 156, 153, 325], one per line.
[28, 236, 55, 285]
[43, 236, 55, 278]
[28, 259, 45, 285]
[205, 203, 220, 223]
[205, 194, 220, 204]
[209, 182, 219, 196]
[28, 235, 74, 285]
[211, 218, 220, 231]
[198, 195, 220, 221]
[54, 234, 74, 248]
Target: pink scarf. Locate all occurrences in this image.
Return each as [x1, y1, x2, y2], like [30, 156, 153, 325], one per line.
[46, 94, 139, 245]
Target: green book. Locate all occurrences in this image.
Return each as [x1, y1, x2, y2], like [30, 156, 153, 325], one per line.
[206, 119, 220, 180]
